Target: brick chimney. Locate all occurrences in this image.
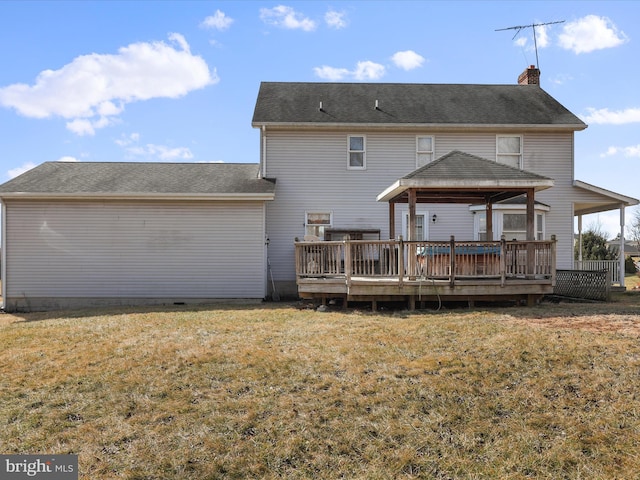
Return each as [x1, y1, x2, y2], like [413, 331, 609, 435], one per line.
[518, 65, 540, 86]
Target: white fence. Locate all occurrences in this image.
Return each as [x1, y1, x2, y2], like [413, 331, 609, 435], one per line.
[574, 260, 620, 285]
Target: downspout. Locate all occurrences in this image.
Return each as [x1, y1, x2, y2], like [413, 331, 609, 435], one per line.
[1, 200, 6, 309]
[261, 125, 267, 179]
[620, 204, 626, 288]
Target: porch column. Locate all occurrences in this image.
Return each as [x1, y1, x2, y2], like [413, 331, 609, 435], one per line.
[620, 204, 626, 288]
[577, 215, 583, 263]
[408, 189, 417, 278]
[408, 189, 416, 241]
[526, 188, 535, 241]
[389, 202, 395, 239]
[526, 188, 535, 277]
[485, 200, 493, 241]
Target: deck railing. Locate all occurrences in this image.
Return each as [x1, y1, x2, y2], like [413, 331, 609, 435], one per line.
[295, 235, 557, 286]
[574, 259, 621, 285]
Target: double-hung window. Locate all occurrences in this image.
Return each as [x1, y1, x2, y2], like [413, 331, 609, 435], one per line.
[496, 135, 522, 168]
[348, 135, 366, 169]
[416, 136, 434, 168]
[305, 212, 332, 239]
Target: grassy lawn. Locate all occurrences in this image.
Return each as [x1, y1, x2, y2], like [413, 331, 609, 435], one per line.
[1, 295, 640, 479]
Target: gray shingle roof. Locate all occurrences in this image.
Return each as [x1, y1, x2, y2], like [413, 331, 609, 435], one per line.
[252, 82, 586, 128]
[377, 151, 554, 203]
[0, 162, 276, 198]
[404, 150, 551, 182]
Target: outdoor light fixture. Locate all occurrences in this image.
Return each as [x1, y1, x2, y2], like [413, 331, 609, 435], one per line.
[432, 214, 437, 223]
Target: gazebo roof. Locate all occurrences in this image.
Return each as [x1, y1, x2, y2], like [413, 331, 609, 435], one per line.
[377, 150, 554, 204]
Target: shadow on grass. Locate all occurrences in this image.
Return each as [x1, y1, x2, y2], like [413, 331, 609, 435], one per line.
[2, 299, 301, 323]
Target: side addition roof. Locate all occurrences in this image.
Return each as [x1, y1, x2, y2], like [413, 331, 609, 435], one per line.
[377, 150, 554, 204]
[252, 82, 587, 130]
[0, 162, 276, 201]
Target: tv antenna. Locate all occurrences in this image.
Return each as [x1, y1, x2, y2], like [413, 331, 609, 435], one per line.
[496, 20, 565, 69]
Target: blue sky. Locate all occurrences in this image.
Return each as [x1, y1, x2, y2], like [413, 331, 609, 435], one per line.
[0, 1, 638, 238]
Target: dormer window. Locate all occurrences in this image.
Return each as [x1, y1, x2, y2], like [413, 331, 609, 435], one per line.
[496, 135, 522, 169]
[348, 135, 366, 170]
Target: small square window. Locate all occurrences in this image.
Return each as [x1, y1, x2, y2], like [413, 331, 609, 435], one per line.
[348, 135, 365, 169]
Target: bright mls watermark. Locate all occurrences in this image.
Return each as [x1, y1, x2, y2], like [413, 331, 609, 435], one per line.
[1, 455, 78, 479]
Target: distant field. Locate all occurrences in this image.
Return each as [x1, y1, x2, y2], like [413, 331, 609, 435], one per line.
[1, 294, 639, 479]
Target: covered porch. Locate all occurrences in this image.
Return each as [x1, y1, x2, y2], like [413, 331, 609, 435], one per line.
[295, 151, 557, 309]
[573, 180, 639, 288]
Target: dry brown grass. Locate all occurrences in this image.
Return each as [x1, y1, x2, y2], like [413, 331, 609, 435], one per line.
[1, 296, 640, 479]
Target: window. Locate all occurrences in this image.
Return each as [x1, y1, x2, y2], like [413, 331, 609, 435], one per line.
[503, 213, 527, 240]
[401, 209, 429, 241]
[477, 211, 488, 241]
[536, 214, 543, 240]
[348, 135, 365, 169]
[305, 212, 332, 239]
[416, 136, 434, 167]
[496, 135, 522, 168]
[474, 209, 545, 241]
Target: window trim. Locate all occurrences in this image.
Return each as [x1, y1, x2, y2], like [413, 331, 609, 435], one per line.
[471, 204, 548, 241]
[347, 135, 366, 170]
[304, 211, 333, 239]
[496, 134, 523, 169]
[416, 135, 434, 168]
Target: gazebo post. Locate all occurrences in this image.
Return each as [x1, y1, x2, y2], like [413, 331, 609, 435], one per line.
[486, 199, 494, 241]
[389, 201, 395, 239]
[526, 188, 536, 277]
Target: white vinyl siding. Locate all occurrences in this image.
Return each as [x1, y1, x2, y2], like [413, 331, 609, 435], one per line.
[4, 200, 266, 301]
[264, 128, 578, 286]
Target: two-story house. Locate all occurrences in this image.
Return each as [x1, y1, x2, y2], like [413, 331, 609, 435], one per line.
[252, 67, 637, 305]
[0, 66, 636, 311]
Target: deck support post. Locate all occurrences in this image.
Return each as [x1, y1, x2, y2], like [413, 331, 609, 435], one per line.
[408, 295, 415, 311]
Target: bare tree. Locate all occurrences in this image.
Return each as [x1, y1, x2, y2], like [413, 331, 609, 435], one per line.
[630, 207, 640, 254]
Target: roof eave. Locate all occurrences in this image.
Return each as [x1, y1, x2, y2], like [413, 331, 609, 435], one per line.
[376, 178, 554, 203]
[253, 121, 587, 131]
[573, 180, 639, 206]
[0, 192, 276, 201]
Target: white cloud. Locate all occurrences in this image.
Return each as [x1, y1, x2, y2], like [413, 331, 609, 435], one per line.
[8, 162, 37, 179]
[550, 73, 573, 86]
[57, 156, 79, 162]
[0, 34, 216, 135]
[536, 24, 550, 48]
[325, 9, 347, 29]
[600, 145, 640, 158]
[391, 50, 425, 71]
[201, 10, 234, 31]
[582, 107, 640, 125]
[115, 132, 140, 147]
[260, 5, 316, 31]
[354, 61, 386, 80]
[558, 15, 628, 54]
[313, 65, 351, 81]
[314, 61, 385, 81]
[119, 137, 193, 161]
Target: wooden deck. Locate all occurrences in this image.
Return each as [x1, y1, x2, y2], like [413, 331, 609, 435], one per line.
[295, 236, 557, 309]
